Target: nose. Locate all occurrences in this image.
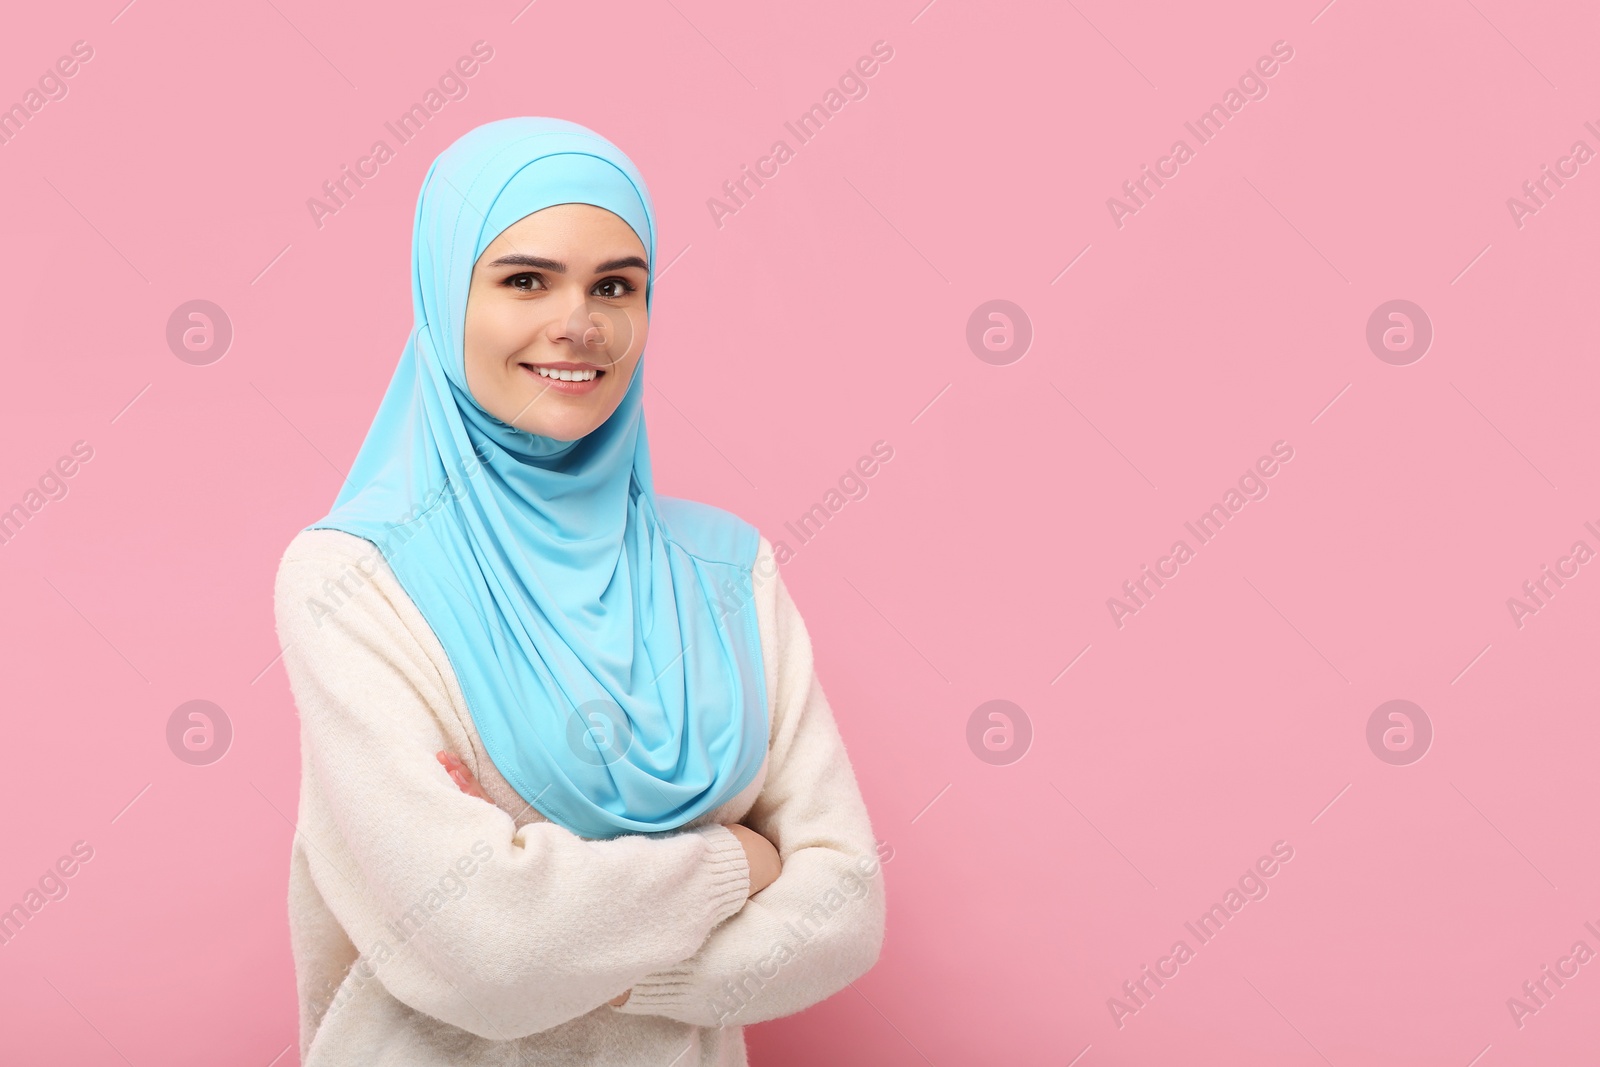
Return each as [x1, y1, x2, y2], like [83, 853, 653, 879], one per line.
[558, 299, 633, 363]
[551, 297, 602, 348]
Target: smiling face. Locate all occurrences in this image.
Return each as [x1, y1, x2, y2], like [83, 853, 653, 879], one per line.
[463, 202, 650, 442]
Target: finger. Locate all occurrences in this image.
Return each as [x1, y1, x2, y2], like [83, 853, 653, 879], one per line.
[436, 751, 485, 797]
[458, 768, 488, 799]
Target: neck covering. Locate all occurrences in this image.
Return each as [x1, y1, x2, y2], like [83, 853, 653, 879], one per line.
[307, 116, 769, 840]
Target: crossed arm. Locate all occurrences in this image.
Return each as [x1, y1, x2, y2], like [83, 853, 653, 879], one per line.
[433, 751, 783, 1007]
[277, 531, 885, 1038]
[435, 751, 642, 1007]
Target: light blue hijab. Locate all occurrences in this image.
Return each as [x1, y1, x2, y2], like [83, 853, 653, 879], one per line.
[309, 116, 768, 840]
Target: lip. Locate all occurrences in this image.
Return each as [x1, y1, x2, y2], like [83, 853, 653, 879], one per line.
[519, 361, 606, 396]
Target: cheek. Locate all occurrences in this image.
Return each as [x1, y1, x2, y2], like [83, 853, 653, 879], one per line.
[465, 303, 532, 372]
[462, 306, 524, 405]
[467, 301, 514, 353]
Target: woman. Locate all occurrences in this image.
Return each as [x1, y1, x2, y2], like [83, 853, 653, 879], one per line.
[272, 116, 887, 1065]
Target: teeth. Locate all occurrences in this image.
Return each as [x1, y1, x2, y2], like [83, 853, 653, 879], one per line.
[534, 366, 598, 381]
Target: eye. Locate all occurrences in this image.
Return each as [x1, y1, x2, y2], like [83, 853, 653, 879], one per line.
[592, 277, 637, 299]
[502, 272, 544, 292]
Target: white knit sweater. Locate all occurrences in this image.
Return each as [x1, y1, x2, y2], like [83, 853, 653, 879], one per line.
[272, 527, 887, 1065]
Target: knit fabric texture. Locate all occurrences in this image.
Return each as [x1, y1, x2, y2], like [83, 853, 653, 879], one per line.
[273, 527, 887, 1065]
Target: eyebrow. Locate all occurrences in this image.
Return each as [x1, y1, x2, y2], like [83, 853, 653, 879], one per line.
[485, 253, 649, 273]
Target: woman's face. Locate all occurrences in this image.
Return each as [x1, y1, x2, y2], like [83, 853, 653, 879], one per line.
[463, 202, 649, 442]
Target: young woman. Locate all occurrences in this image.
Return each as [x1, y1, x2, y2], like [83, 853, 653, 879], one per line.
[272, 117, 887, 1064]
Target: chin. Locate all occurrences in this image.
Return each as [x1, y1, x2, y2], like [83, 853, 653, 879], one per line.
[517, 415, 597, 442]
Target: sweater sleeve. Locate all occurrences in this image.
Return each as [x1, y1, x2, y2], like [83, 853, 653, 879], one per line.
[614, 541, 888, 1027]
[273, 536, 752, 1042]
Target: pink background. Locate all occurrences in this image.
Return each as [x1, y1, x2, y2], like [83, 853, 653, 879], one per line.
[1, 0, 1597, 1063]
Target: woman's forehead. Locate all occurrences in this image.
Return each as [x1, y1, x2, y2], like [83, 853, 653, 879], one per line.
[476, 205, 649, 265]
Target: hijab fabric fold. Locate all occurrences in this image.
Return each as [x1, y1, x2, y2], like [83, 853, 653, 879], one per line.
[308, 116, 769, 840]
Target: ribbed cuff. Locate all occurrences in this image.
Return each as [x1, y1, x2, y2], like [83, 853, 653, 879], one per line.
[695, 823, 751, 930]
[612, 825, 748, 1020]
[611, 966, 726, 1023]
[615, 964, 702, 1015]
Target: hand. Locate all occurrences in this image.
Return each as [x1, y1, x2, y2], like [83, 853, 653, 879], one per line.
[608, 989, 631, 1007]
[725, 823, 782, 897]
[436, 751, 490, 801]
